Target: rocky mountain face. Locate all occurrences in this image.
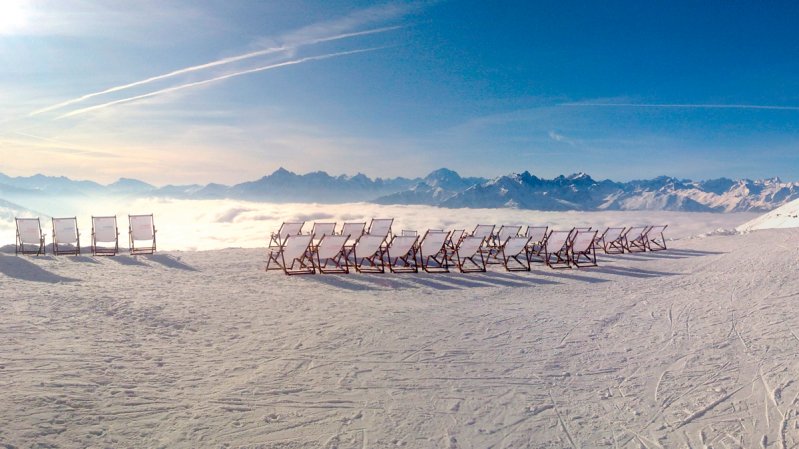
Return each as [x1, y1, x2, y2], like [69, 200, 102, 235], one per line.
[2, 169, 798, 213]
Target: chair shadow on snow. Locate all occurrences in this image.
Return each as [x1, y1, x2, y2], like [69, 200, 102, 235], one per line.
[301, 269, 567, 291]
[67, 255, 100, 264]
[145, 254, 198, 271]
[110, 255, 149, 267]
[0, 255, 79, 283]
[593, 265, 680, 279]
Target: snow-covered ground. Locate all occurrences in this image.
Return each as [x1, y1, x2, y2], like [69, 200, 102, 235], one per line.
[2, 198, 758, 251]
[3, 211, 799, 447]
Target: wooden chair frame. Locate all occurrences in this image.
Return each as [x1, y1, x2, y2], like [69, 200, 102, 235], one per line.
[499, 235, 533, 271]
[624, 226, 651, 253]
[352, 234, 387, 273]
[419, 230, 450, 273]
[52, 217, 80, 256]
[524, 226, 549, 262]
[543, 230, 572, 269]
[314, 234, 350, 274]
[645, 225, 668, 251]
[596, 227, 626, 254]
[129, 214, 157, 255]
[266, 234, 315, 275]
[454, 236, 487, 273]
[386, 235, 419, 273]
[15, 217, 46, 256]
[570, 230, 599, 268]
[92, 216, 119, 256]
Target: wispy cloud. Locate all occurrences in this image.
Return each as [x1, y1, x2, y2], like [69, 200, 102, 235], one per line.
[548, 130, 577, 146]
[57, 48, 386, 119]
[31, 26, 399, 117]
[560, 102, 799, 111]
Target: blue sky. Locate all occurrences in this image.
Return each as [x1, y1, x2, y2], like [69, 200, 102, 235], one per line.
[1, 0, 798, 185]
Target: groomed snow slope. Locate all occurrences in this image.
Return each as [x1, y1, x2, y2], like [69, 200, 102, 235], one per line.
[2, 229, 799, 448]
[738, 197, 799, 231]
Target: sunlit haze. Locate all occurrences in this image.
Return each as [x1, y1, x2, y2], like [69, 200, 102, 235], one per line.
[1, 1, 799, 185]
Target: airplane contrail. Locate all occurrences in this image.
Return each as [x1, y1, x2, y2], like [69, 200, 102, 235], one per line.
[31, 26, 400, 117]
[559, 102, 799, 111]
[57, 47, 385, 119]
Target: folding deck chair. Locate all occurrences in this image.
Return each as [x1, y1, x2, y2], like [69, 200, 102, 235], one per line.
[352, 234, 387, 273]
[488, 225, 522, 263]
[443, 229, 466, 266]
[470, 224, 495, 240]
[645, 225, 668, 251]
[15, 217, 46, 256]
[52, 217, 80, 256]
[453, 236, 487, 273]
[311, 222, 337, 239]
[524, 226, 548, 262]
[314, 234, 350, 274]
[498, 235, 533, 271]
[129, 214, 156, 255]
[418, 230, 450, 273]
[92, 216, 119, 256]
[385, 235, 419, 273]
[570, 229, 599, 268]
[340, 222, 366, 258]
[367, 218, 393, 238]
[623, 226, 651, 253]
[269, 222, 305, 248]
[266, 234, 315, 275]
[543, 230, 572, 269]
[595, 227, 626, 254]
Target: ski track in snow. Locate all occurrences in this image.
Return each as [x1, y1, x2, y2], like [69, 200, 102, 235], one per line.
[1, 229, 799, 447]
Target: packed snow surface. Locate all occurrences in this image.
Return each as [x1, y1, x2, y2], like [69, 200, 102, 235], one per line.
[2, 224, 799, 447]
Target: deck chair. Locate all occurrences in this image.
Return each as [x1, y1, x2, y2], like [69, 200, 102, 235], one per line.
[367, 218, 393, 238]
[92, 216, 119, 256]
[623, 226, 650, 253]
[645, 225, 668, 251]
[314, 234, 350, 274]
[419, 230, 450, 273]
[15, 217, 46, 256]
[266, 234, 315, 275]
[269, 222, 305, 248]
[454, 236, 487, 273]
[543, 230, 572, 269]
[570, 230, 599, 268]
[594, 227, 625, 254]
[524, 226, 549, 262]
[311, 222, 337, 239]
[487, 225, 523, 263]
[52, 217, 80, 256]
[352, 234, 387, 273]
[385, 235, 419, 273]
[129, 214, 156, 255]
[498, 235, 533, 271]
[470, 224, 495, 239]
[443, 229, 466, 266]
[340, 222, 366, 258]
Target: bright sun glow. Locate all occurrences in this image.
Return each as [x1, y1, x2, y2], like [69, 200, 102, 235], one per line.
[0, 0, 29, 34]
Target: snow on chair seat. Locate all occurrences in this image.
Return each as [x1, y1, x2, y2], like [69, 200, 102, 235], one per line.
[129, 214, 156, 255]
[92, 216, 119, 256]
[15, 217, 46, 256]
[52, 217, 80, 256]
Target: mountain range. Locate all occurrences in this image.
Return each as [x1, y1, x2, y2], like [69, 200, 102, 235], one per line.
[2, 168, 799, 213]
